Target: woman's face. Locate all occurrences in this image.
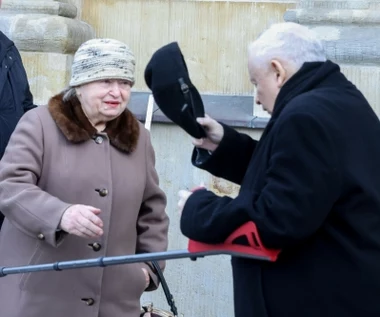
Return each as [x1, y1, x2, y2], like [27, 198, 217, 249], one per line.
[76, 79, 132, 128]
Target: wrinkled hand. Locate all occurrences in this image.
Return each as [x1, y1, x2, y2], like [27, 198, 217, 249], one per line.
[192, 114, 224, 152]
[141, 268, 150, 289]
[177, 184, 206, 215]
[59, 204, 103, 238]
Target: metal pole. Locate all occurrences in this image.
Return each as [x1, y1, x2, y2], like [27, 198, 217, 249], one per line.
[0, 249, 271, 278]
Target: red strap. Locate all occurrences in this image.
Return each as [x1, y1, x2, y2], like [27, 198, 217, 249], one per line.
[187, 221, 280, 262]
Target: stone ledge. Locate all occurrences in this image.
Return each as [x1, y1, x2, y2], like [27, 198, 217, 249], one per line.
[284, 9, 380, 65]
[0, 14, 94, 53]
[128, 91, 268, 129]
[285, 8, 380, 24]
[314, 26, 380, 65]
[296, 1, 373, 10]
[1, 0, 77, 18]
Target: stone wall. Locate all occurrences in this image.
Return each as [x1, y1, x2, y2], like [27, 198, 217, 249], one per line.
[0, 0, 94, 105]
[285, 0, 380, 115]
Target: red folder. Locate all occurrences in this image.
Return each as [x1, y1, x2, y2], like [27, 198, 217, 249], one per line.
[188, 221, 280, 262]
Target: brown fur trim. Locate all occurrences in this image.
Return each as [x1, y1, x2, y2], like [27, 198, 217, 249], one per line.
[48, 93, 140, 153]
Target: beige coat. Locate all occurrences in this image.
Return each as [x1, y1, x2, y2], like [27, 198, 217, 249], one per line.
[0, 93, 169, 317]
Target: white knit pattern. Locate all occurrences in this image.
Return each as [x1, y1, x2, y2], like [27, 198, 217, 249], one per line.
[69, 38, 135, 87]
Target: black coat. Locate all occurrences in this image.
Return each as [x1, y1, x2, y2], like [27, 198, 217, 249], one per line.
[181, 61, 380, 317]
[0, 31, 36, 227]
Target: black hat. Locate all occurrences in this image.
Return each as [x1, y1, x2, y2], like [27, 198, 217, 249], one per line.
[144, 42, 207, 139]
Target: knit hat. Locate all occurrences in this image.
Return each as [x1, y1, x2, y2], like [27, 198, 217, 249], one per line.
[69, 38, 135, 87]
[144, 42, 206, 139]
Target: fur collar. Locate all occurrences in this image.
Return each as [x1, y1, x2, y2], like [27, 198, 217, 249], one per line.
[48, 93, 140, 153]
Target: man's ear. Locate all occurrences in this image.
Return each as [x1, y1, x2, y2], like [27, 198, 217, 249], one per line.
[271, 60, 287, 88]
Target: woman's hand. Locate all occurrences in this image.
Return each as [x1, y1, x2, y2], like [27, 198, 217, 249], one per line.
[192, 115, 224, 152]
[59, 204, 103, 238]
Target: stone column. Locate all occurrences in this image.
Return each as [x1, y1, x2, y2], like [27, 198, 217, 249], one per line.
[0, 0, 95, 105]
[284, 0, 380, 115]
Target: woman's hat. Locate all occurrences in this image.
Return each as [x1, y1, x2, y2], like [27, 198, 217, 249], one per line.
[69, 38, 135, 87]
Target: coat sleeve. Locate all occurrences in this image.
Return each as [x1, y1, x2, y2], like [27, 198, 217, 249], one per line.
[191, 123, 258, 185]
[181, 111, 341, 249]
[136, 130, 169, 291]
[22, 87, 37, 112]
[12, 46, 37, 112]
[0, 109, 72, 247]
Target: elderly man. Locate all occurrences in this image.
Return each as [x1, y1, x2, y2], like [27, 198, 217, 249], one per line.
[178, 22, 380, 317]
[0, 0, 36, 227]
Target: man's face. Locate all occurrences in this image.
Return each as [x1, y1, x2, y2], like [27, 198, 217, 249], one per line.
[248, 55, 283, 115]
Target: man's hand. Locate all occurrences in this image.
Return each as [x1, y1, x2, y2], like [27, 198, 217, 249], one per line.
[177, 184, 206, 215]
[141, 268, 150, 289]
[177, 190, 193, 215]
[59, 204, 103, 238]
[192, 115, 224, 152]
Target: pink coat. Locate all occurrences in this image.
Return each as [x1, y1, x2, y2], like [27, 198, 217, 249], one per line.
[0, 93, 169, 317]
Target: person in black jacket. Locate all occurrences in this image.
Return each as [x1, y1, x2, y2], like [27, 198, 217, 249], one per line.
[178, 22, 380, 317]
[0, 17, 36, 227]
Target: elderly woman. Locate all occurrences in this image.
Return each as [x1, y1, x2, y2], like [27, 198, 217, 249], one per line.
[0, 38, 169, 317]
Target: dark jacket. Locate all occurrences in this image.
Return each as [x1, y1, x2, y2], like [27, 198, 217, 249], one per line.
[0, 31, 36, 227]
[181, 60, 380, 317]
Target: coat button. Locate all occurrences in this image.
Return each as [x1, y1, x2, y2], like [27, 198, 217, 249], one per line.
[81, 298, 95, 306]
[94, 136, 103, 144]
[95, 188, 108, 197]
[37, 233, 45, 240]
[90, 242, 102, 252]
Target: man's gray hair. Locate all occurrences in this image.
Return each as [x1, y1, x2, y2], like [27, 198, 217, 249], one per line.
[248, 22, 327, 71]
